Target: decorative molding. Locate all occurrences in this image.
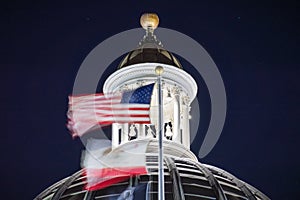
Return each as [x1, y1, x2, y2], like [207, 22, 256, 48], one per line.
[103, 63, 197, 101]
[172, 85, 180, 96]
[182, 96, 190, 106]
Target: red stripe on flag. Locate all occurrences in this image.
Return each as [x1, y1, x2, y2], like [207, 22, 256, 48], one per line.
[69, 107, 150, 111]
[85, 176, 129, 191]
[69, 93, 117, 98]
[83, 166, 148, 191]
[88, 107, 150, 111]
[99, 114, 149, 118]
[98, 121, 151, 125]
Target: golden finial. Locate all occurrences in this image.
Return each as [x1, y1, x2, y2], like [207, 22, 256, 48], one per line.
[155, 66, 164, 75]
[140, 13, 159, 30]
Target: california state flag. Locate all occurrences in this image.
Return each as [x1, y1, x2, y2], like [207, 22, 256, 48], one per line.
[82, 139, 149, 191]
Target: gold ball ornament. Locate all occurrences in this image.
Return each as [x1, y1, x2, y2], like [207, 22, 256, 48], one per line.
[155, 66, 164, 75]
[140, 13, 159, 30]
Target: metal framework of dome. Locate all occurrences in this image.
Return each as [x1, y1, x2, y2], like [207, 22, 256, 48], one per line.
[35, 13, 270, 200]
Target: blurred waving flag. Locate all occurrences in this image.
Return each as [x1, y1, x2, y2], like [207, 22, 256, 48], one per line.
[82, 139, 149, 191]
[67, 83, 155, 137]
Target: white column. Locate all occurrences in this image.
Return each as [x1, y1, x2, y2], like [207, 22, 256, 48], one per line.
[139, 124, 145, 138]
[112, 123, 119, 149]
[182, 96, 190, 149]
[122, 123, 129, 144]
[173, 87, 181, 143]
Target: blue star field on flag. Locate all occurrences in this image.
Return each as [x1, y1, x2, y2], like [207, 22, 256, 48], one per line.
[121, 83, 155, 104]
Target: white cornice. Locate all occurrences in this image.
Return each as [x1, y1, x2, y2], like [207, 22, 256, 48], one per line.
[103, 63, 198, 101]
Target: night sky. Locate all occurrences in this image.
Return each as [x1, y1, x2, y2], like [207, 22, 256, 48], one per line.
[1, 1, 299, 199]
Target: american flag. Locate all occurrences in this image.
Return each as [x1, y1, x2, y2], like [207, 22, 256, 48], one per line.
[67, 83, 155, 137]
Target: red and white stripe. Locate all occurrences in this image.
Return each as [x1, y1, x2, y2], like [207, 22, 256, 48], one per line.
[67, 93, 151, 137]
[82, 139, 149, 191]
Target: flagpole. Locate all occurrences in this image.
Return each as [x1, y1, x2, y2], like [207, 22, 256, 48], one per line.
[155, 66, 165, 200]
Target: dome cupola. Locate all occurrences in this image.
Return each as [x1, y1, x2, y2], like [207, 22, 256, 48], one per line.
[118, 13, 182, 69]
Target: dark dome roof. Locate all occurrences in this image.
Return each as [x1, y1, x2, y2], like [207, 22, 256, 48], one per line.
[118, 46, 182, 69]
[35, 146, 270, 200]
[118, 16, 182, 70]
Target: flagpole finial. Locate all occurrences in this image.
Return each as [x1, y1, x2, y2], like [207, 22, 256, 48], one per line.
[155, 66, 164, 75]
[140, 13, 159, 30]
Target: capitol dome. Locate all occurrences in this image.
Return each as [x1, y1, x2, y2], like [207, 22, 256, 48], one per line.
[35, 140, 269, 200]
[35, 13, 270, 200]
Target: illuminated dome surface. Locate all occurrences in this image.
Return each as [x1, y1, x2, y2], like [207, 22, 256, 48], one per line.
[35, 140, 269, 200]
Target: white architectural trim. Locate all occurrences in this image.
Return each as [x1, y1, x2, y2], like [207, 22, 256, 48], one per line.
[103, 63, 198, 101]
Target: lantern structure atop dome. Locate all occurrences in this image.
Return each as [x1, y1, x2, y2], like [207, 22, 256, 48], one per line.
[103, 13, 197, 153]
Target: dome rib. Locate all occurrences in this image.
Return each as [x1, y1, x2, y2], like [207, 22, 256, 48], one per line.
[83, 190, 95, 200]
[205, 165, 259, 200]
[188, 160, 227, 200]
[35, 177, 69, 200]
[165, 157, 185, 200]
[51, 170, 83, 200]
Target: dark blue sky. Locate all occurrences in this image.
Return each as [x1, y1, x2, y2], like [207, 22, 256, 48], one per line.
[1, 1, 299, 199]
